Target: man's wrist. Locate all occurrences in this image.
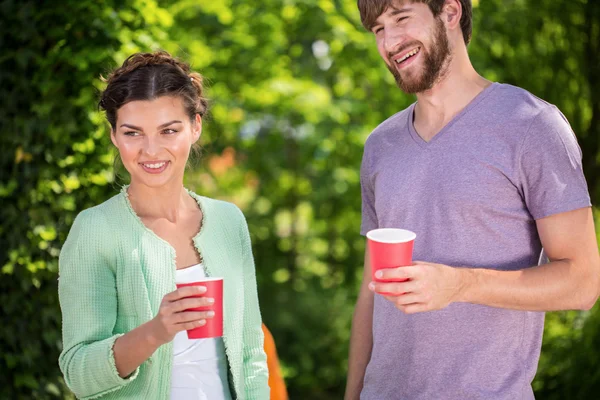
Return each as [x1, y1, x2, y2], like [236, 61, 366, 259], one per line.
[456, 267, 478, 304]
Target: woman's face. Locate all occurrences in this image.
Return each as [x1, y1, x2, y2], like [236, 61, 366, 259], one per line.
[111, 96, 201, 189]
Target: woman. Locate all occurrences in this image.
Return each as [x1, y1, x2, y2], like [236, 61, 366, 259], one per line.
[58, 51, 269, 400]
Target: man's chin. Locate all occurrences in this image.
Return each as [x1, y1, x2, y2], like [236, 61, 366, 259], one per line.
[396, 76, 428, 94]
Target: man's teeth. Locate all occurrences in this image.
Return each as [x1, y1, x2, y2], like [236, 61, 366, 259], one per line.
[396, 48, 420, 63]
[144, 162, 166, 169]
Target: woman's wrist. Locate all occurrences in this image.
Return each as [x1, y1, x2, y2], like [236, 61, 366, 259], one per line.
[142, 318, 165, 349]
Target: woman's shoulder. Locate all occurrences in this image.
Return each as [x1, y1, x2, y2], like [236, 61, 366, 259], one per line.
[65, 192, 128, 244]
[60, 195, 125, 265]
[74, 192, 125, 224]
[188, 191, 246, 222]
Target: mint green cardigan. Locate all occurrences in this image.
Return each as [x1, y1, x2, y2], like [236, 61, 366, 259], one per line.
[58, 188, 269, 399]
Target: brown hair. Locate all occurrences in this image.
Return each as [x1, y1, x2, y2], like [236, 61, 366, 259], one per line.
[357, 0, 473, 45]
[99, 50, 208, 130]
[99, 51, 207, 177]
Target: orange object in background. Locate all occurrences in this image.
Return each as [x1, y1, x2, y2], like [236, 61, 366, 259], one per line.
[262, 324, 289, 400]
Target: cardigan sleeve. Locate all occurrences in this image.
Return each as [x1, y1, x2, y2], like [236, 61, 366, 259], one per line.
[236, 208, 270, 399]
[58, 209, 139, 399]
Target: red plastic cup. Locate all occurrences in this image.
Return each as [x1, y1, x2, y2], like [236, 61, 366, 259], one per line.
[367, 228, 416, 283]
[176, 277, 223, 339]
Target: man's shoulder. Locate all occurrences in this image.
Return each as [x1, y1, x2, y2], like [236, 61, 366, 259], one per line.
[491, 83, 555, 119]
[491, 83, 573, 138]
[365, 105, 413, 148]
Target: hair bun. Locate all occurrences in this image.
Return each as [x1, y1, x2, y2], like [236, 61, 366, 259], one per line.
[99, 50, 208, 128]
[103, 50, 192, 84]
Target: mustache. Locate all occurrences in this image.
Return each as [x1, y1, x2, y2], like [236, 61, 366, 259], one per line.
[387, 41, 423, 60]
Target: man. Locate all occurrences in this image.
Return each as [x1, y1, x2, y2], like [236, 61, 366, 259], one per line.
[345, 1, 600, 399]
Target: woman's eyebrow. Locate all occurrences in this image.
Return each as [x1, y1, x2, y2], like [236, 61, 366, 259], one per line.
[119, 120, 182, 130]
[158, 120, 183, 128]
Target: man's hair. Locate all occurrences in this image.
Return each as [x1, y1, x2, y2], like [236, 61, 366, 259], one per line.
[357, 0, 473, 45]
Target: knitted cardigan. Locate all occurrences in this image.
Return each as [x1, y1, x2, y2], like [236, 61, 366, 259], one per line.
[58, 188, 269, 399]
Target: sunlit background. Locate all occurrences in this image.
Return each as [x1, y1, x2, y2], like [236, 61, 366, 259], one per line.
[2, 0, 600, 398]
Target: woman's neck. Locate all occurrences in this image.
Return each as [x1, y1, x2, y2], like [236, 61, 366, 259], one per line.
[126, 181, 193, 223]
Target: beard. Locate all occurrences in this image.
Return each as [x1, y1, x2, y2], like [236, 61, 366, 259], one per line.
[386, 17, 451, 94]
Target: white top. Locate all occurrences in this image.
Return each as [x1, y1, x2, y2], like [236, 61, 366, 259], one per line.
[171, 264, 232, 400]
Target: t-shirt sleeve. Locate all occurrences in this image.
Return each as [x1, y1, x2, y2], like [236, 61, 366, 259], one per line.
[360, 142, 378, 235]
[518, 105, 591, 220]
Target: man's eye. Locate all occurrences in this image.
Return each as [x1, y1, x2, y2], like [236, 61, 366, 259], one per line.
[398, 17, 408, 23]
[374, 27, 383, 34]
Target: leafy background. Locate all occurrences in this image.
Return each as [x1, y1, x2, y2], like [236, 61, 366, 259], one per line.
[1, 0, 599, 398]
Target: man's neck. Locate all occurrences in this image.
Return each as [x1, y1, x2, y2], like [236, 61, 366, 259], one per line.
[413, 49, 492, 142]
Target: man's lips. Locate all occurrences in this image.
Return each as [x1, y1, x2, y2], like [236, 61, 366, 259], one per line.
[391, 46, 422, 66]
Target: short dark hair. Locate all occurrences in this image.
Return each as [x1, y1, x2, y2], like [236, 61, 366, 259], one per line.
[357, 0, 473, 45]
[99, 50, 208, 130]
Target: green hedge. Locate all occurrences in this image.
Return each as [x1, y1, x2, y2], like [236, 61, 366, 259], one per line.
[1, 0, 600, 398]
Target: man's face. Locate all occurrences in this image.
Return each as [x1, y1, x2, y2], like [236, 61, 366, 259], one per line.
[371, 1, 451, 93]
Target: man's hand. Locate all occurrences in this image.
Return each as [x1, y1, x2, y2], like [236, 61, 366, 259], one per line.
[368, 261, 471, 314]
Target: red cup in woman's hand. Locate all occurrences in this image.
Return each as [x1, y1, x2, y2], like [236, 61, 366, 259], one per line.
[176, 278, 223, 339]
[151, 284, 216, 345]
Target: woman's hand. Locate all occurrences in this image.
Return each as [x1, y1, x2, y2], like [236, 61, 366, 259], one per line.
[148, 285, 215, 345]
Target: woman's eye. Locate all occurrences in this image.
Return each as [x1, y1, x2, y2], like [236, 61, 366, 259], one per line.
[124, 131, 139, 136]
[374, 27, 383, 34]
[163, 129, 178, 134]
[398, 17, 408, 23]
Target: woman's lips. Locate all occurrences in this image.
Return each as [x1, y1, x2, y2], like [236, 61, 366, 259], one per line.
[140, 160, 170, 174]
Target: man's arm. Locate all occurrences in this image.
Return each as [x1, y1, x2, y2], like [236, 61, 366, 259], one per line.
[370, 207, 600, 313]
[345, 247, 375, 400]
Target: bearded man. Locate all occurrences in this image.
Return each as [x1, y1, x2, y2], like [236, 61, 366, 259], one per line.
[345, 1, 600, 399]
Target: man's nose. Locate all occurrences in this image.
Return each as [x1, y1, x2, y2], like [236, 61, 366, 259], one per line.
[384, 26, 406, 55]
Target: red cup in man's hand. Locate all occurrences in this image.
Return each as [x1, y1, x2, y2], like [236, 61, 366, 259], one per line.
[367, 228, 416, 283]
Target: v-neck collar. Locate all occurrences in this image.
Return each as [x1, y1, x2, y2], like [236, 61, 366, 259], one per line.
[407, 82, 499, 148]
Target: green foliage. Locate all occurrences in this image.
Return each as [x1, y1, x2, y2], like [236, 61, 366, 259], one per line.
[471, 0, 600, 200]
[163, 1, 410, 396]
[470, 1, 600, 396]
[0, 0, 172, 397]
[1, 0, 599, 399]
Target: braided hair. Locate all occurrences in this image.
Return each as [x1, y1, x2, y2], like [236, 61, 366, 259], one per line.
[99, 51, 208, 130]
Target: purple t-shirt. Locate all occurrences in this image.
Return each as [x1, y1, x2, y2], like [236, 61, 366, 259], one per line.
[359, 83, 591, 399]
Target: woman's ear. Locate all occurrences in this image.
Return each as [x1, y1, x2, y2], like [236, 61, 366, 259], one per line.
[110, 128, 118, 147]
[192, 113, 202, 143]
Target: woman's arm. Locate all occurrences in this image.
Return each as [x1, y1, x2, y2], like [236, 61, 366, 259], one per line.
[59, 210, 215, 398]
[58, 210, 138, 399]
[112, 286, 213, 377]
[237, 209, 270, 399]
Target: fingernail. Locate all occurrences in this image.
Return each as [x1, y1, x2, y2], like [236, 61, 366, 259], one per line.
[375, 271, 383, 278]
[197, 286, 206, 293]
[207, 311, 215, 317]
[368, 282, 375, 290]
[207, 297, 215, 304]
[198, 320, 206, 325]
